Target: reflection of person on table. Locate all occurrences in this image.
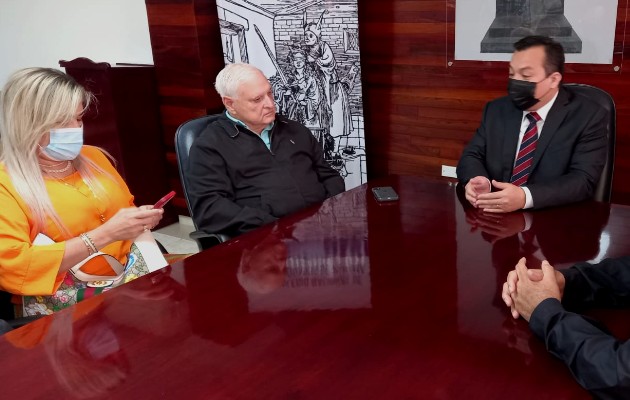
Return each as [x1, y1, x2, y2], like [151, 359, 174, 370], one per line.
[459, 183, 609, 269]
[43, 309, 130, 398]
[466, 209, 526, 244]
[0, 68, 163, 313]
[457, 36, 607, 213]
[237, 229, 288, 294]
[502, 257, 630, 398]
[5, 267, 186, 397]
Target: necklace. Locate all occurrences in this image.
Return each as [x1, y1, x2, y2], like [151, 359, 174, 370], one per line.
[41, 161, 72, 174]
[42, 159, 66, 167]
[56, 174, 107, 223]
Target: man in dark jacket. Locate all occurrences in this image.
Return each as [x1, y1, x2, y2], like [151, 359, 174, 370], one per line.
[187, 63, 344, 237]
[457, 36, 607, 213]
[502, 256, 630, 399]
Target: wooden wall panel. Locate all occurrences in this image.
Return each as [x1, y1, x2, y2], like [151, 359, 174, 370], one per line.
[145, 0, 224, 215]
[146, 0, 630, 211]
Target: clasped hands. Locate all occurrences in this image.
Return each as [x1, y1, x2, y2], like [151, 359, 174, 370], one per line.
[502, 257, 565, 322]
[465, 176, 525, 213]
[465, 208, 526, 243]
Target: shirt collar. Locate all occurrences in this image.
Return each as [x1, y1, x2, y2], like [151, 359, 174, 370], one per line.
[526, 90, 559, 122]
[225, 111, 274, 133]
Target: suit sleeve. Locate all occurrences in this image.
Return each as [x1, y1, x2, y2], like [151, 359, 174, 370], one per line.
[528, 257, 630, 398]
[187, 132, 277, 236]
[308, 129, 345, 197]
[528, 106, 607, 209]
[456, 103, 492, 185]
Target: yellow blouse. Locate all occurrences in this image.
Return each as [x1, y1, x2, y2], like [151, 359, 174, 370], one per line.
[0, 146, 134, 296]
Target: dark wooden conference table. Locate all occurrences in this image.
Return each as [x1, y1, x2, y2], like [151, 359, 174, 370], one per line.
[1, 176, 629, 399]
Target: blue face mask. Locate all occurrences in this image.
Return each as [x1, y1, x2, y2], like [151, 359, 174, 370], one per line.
[43, 126, 83, 161]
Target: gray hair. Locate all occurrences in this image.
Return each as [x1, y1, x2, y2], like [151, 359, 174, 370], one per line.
[214, 63, 264, 98]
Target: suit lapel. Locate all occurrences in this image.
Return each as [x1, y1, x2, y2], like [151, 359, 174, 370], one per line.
[502, 106, 523, 181]
[531, 87, 570, 172]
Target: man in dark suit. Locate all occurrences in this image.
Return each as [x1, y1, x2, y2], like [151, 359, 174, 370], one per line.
[457, 36, 607, 213]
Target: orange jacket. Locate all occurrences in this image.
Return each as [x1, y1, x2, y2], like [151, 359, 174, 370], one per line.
[0, 146, 134, 296]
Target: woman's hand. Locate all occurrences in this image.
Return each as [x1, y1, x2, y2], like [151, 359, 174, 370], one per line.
[58, 207, 163, 274]
[137, 205, 164, 229]
[93, 206, 163, 244]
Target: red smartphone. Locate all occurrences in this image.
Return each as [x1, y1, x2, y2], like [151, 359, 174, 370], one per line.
[153, 191, 176, 209]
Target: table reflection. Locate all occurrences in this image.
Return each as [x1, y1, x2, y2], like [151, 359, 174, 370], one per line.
[235, 190, 371, 312]
[3, 267, 188, 399]
[455, 183, 610, 355]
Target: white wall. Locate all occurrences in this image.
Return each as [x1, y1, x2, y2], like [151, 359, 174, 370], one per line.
[0, 0, 153, 86]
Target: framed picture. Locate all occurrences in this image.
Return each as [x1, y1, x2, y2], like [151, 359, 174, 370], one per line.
[447, 0, 623, 73]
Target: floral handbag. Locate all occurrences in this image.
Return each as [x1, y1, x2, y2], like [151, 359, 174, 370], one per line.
[23, 231, 168, 316]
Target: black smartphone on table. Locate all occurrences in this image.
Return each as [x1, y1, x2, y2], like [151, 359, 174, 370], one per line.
[372, 186, 399, 202]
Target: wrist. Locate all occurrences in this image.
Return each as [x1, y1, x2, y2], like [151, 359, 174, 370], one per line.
[519, 187, 527, 209]
[87, 225, 114, 251]
[79, 233, 98, 255]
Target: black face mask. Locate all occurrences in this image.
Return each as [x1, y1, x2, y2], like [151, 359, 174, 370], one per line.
[507, 78, 539, 110]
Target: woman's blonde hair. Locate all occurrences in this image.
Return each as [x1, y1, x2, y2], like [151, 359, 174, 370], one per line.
[0, 67, 112, 237]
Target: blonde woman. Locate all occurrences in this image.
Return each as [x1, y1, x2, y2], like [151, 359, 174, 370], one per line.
[0, 68, 163, 314]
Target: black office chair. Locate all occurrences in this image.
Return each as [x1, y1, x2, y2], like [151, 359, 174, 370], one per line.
[175, 114, 231, 251]
[564, 83, 616, 202]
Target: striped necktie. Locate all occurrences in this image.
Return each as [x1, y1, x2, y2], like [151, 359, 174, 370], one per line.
[510, 112, 541, 186]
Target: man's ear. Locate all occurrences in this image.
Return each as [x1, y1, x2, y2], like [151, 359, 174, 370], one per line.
[550, 72, 562, 88]
[223, 97, 235, 113]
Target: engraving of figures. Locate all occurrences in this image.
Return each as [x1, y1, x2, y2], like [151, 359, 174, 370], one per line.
[274, 48, 324, 128]
[304, 12, 352, 154]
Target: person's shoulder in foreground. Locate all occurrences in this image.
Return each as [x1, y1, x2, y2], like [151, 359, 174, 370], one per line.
[502, 256, 630, 399]
[457, 35, 607, 214]
[186, 63, 343, 238]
